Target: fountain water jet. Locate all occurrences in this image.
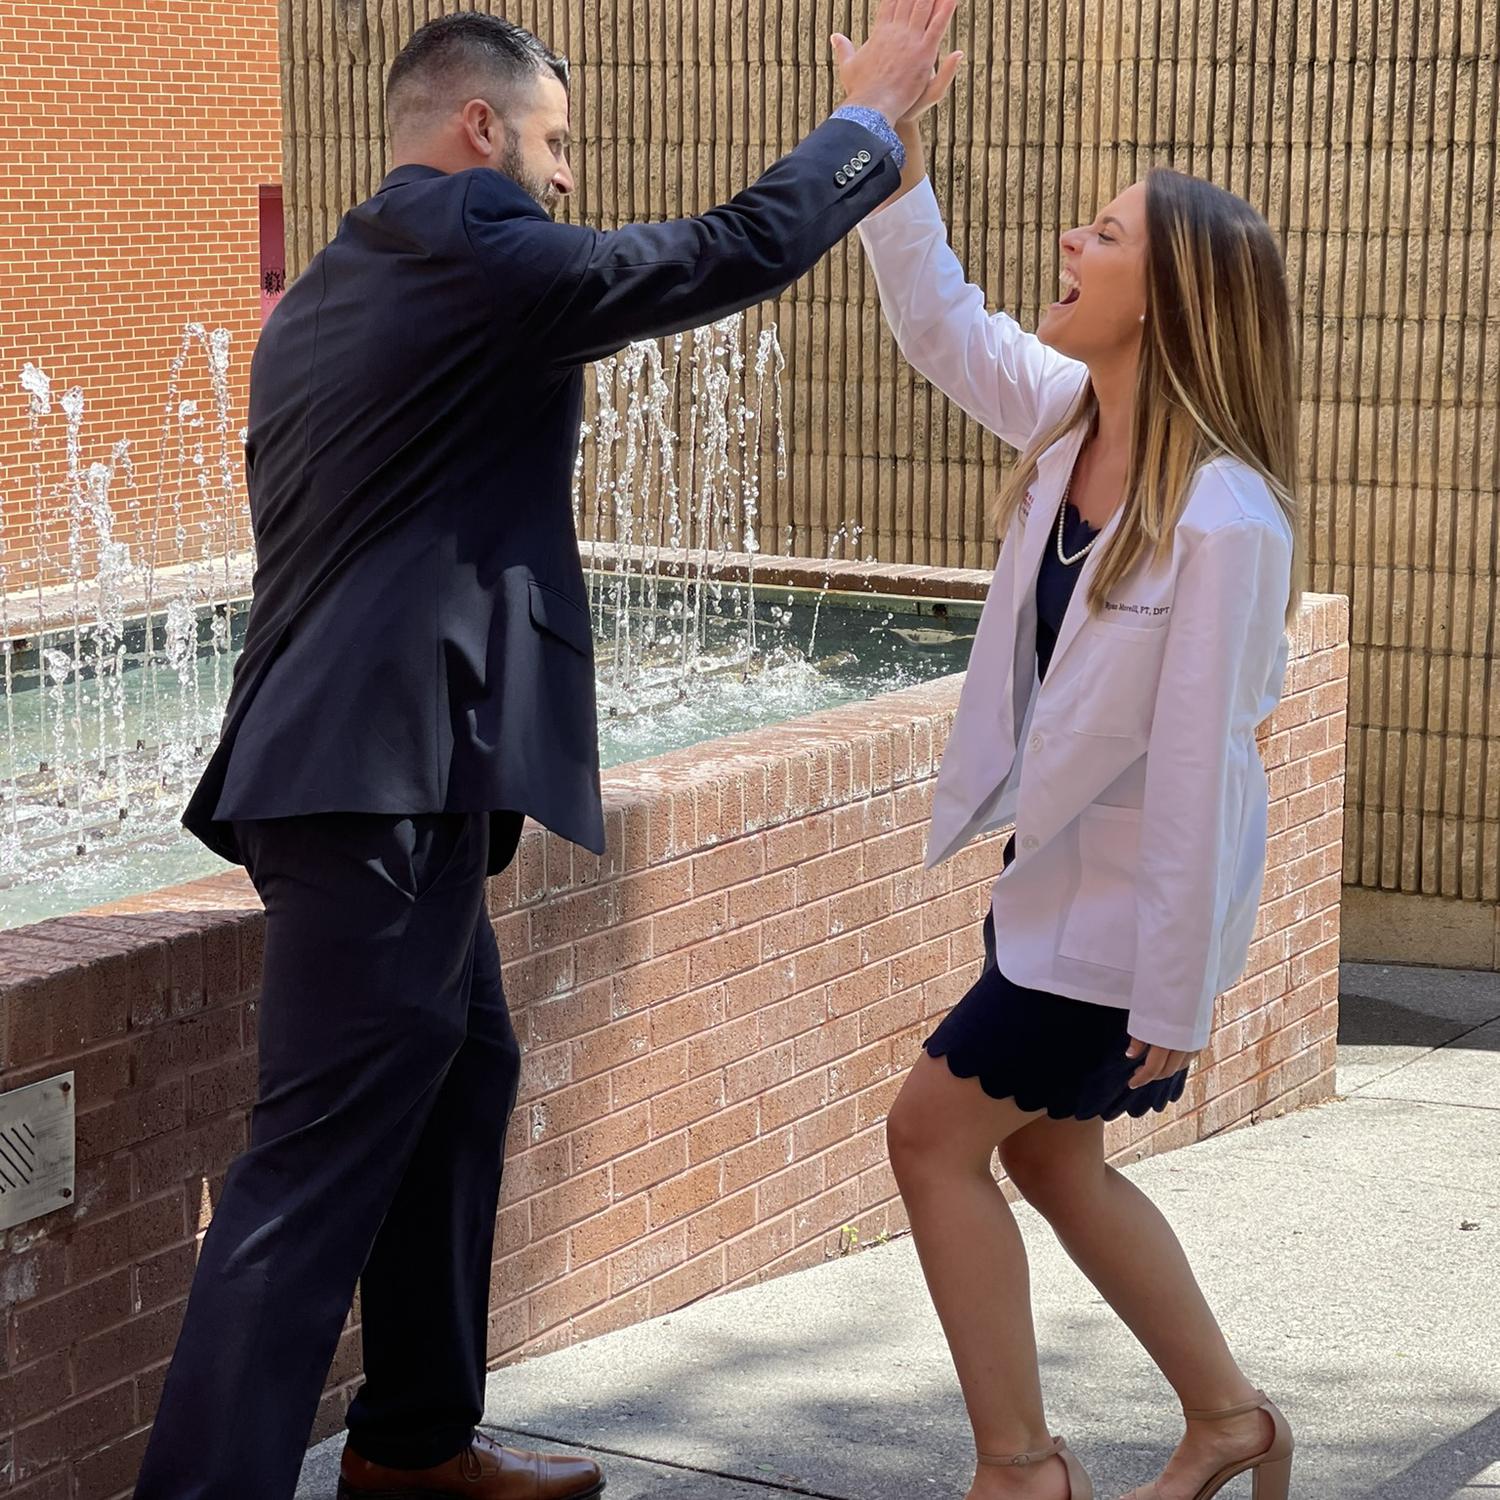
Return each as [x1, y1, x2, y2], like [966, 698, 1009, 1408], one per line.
[2, 326, 250, 878]
[1, 314, 975, 928]
[577, 315, 790, 723]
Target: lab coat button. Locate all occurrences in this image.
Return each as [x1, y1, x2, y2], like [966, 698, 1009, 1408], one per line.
[1029, 733, 1044, 753]
[1021, 835, 1039, 852]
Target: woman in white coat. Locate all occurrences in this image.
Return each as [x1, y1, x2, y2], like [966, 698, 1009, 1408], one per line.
[836, 36, 1303, 1500]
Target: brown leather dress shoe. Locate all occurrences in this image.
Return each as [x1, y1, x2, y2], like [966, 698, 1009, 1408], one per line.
[338, 1430, 604, 1500]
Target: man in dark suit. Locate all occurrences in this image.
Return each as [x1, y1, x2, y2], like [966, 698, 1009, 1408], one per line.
[139, 5, 962, 1498]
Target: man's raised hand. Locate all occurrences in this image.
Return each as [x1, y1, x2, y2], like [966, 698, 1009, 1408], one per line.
[831, 0, 963, 127]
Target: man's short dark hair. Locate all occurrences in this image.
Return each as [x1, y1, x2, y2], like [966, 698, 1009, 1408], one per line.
[386, 12, 568, 136]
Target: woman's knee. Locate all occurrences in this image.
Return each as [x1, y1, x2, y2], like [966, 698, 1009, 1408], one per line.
[885, 1088, 975, 1187]
[884, 1090, 931, 1177]
[999, 1126, 1104, 1216]
[996, 1136, 1048, 1204]
[885, 1067, 997, 1187]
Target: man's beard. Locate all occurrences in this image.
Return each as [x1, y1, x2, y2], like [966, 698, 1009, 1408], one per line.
[500, 140, 559, 216]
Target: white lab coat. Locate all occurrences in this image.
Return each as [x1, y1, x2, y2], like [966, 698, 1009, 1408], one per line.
[859, 179, 1294, 1051]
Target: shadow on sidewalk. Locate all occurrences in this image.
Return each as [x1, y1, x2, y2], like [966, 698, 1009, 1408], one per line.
[1338, 989, 1500, 1053]
[1351, 1403, 1500, 1499]
[1337, 962, 1500, 1064]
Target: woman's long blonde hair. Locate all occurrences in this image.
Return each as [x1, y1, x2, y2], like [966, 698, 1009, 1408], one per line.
[993, 169, 1305, 622]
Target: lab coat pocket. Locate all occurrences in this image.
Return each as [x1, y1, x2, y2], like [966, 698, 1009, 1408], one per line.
[1072, 624, 1163, 739]
[1059, 804, 1141, 972]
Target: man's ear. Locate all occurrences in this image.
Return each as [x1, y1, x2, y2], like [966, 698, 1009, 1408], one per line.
[461, 98, 505, 161]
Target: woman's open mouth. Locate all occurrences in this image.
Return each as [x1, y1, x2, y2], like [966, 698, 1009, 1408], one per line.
[1054, 266, 1082, 308]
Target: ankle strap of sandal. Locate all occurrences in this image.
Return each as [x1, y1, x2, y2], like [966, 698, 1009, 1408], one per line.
[1184, 1390, 1268, 1422]
[977, 1435, 1065, 1467]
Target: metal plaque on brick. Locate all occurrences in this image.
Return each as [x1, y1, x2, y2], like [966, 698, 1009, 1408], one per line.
[0, 1072, 75, 1231]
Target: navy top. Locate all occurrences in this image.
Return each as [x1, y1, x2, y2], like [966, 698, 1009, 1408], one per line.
[1036, 499, 1099, 681]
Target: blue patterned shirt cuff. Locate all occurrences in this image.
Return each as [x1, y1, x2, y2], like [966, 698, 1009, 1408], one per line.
[830, 105, 906, 171]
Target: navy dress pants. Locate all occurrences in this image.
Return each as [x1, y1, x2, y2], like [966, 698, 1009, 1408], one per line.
[135, 811, 522, 1500]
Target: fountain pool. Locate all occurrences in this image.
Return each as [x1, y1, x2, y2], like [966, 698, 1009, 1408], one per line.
[0, 578, 978, 928]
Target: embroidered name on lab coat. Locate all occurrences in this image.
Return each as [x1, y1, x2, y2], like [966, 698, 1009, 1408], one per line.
[1103, 600, 1172, 619]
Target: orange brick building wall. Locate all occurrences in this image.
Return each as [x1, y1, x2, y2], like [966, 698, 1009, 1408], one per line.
[0, 1, 281, 597]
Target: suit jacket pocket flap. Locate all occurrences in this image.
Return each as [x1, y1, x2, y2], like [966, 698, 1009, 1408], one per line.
[528, 578, 593, 656]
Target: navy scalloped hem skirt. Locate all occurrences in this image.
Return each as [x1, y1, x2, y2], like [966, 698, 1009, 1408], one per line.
[925, 904, 1189, 1124]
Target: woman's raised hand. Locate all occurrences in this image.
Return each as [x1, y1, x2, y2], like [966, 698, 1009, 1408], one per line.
[830, 0, 964, 127]
[894, 39, 965, 125]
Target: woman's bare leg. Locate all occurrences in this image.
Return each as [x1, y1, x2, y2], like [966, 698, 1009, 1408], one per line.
[886, 1054, 1072, 1499]
[998, 1116, 1275, 1499]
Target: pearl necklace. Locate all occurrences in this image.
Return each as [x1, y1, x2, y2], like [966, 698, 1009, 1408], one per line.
[1055, 478, 1099, 567]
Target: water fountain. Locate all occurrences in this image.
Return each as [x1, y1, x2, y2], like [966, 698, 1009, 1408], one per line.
[1, 326, 253, 919]
[0, 316, 978, 929]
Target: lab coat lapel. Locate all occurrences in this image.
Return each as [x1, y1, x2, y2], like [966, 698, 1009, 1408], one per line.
[1044, 500, 1129, 678]
[1007, 428, 1086, 739]
[1011, 428, 1084, 627]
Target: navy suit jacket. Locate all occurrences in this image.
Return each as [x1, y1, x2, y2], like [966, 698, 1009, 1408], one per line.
[183, 118, 899, 874]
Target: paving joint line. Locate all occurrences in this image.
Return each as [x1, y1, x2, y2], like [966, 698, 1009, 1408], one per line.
[1436, 1016, 1500, 1049]
[485, 1425, 859, 1499]
[1352, 1095, 1500, 1113]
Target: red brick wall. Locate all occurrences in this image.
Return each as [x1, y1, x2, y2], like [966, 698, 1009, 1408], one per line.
[0, 594, 1349, 1499]
[0, 0, 281, 594]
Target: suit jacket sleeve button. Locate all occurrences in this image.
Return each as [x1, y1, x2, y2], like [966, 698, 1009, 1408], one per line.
[836, 171, 848, 186]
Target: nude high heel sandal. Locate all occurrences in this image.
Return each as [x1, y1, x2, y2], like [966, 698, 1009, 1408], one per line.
[978, 1436, 1094, 1498]
[1176, 1391, 1294, 1500]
